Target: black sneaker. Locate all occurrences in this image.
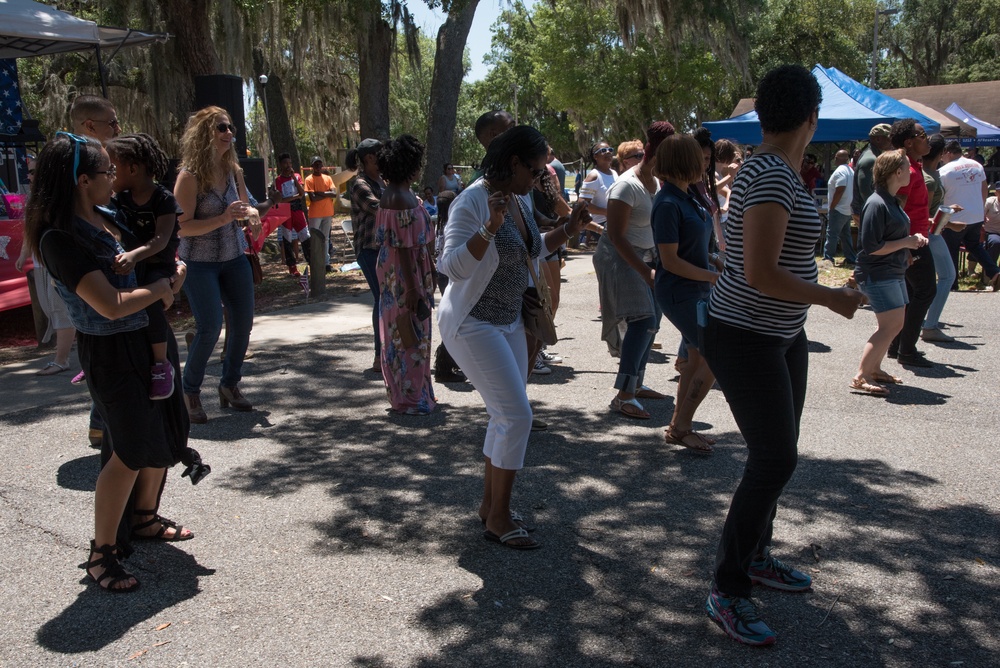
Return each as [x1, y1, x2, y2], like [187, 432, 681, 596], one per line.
[897, 351, 934, 368]
[435, 368, 467, 383]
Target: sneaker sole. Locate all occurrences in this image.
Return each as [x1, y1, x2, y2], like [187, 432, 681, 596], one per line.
[705, 599, 776, 646]
[149, 382, 176, 401]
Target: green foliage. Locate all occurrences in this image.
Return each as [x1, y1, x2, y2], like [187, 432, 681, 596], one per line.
[749, 0, 877, 83]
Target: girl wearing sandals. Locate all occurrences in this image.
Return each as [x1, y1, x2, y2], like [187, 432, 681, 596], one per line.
[852, 149, 928, 396]
[651, 134, 723, 454]
[27, 134, 196, 593]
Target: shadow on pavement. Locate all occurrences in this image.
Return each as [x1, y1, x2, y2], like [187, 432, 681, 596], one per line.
[56, 453, 100, 492]
[36, 544, 215, 653]
[83, 331, 994, 666]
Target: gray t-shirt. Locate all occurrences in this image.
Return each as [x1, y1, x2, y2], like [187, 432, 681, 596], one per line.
[857, 189, 910, 282]
[607, 168, 656, 250]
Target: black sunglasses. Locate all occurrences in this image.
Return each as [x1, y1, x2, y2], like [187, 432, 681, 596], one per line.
[216, 122, 237, 134]
[626, 152, 645, 161]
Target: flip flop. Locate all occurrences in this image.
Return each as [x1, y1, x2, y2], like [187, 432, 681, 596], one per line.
[849, 378, 890, 396]
[664, 425, 714, 455]
[36, 362, 69, 376]
[610, 396, 650, 419]
[871, 371, 903, 385]
[483, 528, 540, 550]
[480, 510, 535, 532]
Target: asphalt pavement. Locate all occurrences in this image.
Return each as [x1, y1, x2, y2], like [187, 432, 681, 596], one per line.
[1, 252, 998, 667]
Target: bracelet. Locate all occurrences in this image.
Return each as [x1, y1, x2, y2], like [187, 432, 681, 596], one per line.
[562, 222, 573, 237]
[478, 225, 496, 242]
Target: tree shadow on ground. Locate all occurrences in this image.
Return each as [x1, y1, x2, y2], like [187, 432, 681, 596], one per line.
[36, 544, 215, 653]
[216, 333, 999, 667]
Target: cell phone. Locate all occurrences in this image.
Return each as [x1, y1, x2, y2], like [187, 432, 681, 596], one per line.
[416, 298, 432, 321]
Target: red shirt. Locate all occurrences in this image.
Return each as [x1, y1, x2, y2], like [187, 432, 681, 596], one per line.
[896, 155, 930, 236]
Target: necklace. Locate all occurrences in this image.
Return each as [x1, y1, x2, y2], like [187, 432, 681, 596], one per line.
[759, 142, 805, 187]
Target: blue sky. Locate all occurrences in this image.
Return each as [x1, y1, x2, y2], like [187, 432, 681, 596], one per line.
[407, 1, 505, 82]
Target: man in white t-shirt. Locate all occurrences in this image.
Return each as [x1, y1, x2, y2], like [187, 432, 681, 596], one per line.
[938, 140, 999, 288]
[822, 149, 857, 265]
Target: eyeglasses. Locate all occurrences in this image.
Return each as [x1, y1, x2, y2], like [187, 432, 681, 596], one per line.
[92, 164, 117, 179]
[528, 165, 547, 180]
[625, 152, 645, 161]
[89, 118, 120, 129]
[56, 131, 91, 186]
[216, 122, 237, 134]
[594, 147, 614, 156]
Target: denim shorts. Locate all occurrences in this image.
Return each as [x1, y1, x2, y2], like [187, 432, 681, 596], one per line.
[861, 277, 909, 313]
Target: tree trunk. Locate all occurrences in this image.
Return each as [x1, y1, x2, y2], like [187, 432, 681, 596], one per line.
[421, 0, 480, 191]
[253, 48, 301, 169]
[156, 0, 223, 111]
[357, 7, 393, 141]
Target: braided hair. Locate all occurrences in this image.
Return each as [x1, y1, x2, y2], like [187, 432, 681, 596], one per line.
[105, 133, 170, 181]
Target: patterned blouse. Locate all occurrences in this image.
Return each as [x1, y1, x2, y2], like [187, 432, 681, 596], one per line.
[469, 197, 542, 326]
[177, 170, 244, 264]
[350, 173, 384, 253]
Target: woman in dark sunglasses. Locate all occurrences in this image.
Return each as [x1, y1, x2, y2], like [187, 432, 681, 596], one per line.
[578, 141, 618, 247]
[174, 106, 256, 423]
[26, 134, 197, 593]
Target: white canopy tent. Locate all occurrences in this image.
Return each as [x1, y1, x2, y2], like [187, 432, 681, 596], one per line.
[0, 0, 168, 94]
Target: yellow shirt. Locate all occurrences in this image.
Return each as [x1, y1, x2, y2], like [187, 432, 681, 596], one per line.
[304, 173, 335, 218]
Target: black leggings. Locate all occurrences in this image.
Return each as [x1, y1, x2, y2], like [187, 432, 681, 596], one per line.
[890, 244, 935, 356]
[704, 316, 808, 598]
[139, 263, 174, 346]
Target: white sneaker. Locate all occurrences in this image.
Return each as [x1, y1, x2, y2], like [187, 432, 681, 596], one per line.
[540, 350, 563, 364]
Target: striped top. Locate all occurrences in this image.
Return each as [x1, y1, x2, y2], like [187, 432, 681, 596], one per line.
[709, 153, 821, 338]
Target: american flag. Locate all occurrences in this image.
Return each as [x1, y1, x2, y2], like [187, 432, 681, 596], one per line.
[0, 59, 28, 191]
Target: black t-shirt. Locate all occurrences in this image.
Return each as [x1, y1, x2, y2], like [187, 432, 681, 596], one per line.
[113, 184, 183, 264]
[39, 226, 102, 293]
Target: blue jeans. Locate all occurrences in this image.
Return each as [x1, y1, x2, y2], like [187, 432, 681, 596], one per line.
[704, 317, 807, 598]
[614, 309, 660, 394]
[182, 255, 255, 394]
[823, 210, 857, 263]
[942, 222, 998, 282]
[357, 247, 381, 358]
[924, 233, 956, 329]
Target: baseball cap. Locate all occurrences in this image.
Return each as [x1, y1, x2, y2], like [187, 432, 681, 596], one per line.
[356, 138, 382, 157]
[869, 123, 892, 138]
[311, 155, 323, 165]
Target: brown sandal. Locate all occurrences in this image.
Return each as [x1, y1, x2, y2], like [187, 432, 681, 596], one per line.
[871, 371, 903, 385]
[664, 425, 714, 455]
[610, 397, 650, 419]
[850, 378, 889, 396]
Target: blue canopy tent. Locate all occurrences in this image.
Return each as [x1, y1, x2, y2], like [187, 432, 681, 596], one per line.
[945, 103, 1000, 147]
[704, 65, 939, 144]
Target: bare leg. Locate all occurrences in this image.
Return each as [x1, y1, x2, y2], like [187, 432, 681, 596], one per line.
[151, 342, 168, 364]
[669, 347, 716, 439]
[132, 468, 191, 539]
[482, 460, 534, 547]
[53, 326, 74, 367]
[92, 453, 139, 589]
[857, 307, 905, 383]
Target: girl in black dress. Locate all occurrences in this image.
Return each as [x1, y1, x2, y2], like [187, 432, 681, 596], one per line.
[27, 134, 197, 593]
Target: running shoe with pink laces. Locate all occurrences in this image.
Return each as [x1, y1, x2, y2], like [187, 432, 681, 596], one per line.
[748, 549, 812, 592]
[149, 362, 175, 400]
[705, 587, 776, 646]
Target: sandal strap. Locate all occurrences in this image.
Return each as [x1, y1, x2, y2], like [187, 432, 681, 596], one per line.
[79, 542, 136, 589]
[498, 528, 531, 543]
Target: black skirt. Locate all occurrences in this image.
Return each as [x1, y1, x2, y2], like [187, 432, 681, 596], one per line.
[80, 326, 189, 470]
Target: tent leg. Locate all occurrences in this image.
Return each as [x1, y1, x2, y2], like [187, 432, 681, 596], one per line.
[95, 46, 108, 98]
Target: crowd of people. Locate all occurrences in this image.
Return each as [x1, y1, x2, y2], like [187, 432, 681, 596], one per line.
[16, 62, 997, 649]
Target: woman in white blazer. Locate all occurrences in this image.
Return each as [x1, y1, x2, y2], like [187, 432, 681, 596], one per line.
[438, 126, 589, 550]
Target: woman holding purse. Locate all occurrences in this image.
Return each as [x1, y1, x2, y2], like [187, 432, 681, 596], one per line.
[438, 126, 590, 550]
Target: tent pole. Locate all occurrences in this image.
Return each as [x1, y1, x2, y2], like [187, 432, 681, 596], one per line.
[95, 46, 108, 98]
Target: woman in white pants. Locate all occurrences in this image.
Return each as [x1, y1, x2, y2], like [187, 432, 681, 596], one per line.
[438, 126, 589, 550]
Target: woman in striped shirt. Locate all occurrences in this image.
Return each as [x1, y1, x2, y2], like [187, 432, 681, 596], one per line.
[703, 65, 867, 647]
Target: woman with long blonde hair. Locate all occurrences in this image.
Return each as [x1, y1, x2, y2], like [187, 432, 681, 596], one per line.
[174, 106, 256, 423]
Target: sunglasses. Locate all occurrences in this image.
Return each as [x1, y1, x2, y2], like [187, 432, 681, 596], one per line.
[594, 147, 614, 156]
[626, 152, 645, 161]
[216, 122, 237, 134]
[912, 130, 927, 140]
[90, 118, 120, 129]
[56, 131, 92, 186]
[92, 164, 117, 179]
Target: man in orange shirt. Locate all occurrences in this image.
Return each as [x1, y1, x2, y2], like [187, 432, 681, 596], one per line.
[304, 156, 337, 272]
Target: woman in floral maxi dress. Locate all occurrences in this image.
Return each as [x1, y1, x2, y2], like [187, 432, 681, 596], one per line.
[375, 135, 437, 414]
